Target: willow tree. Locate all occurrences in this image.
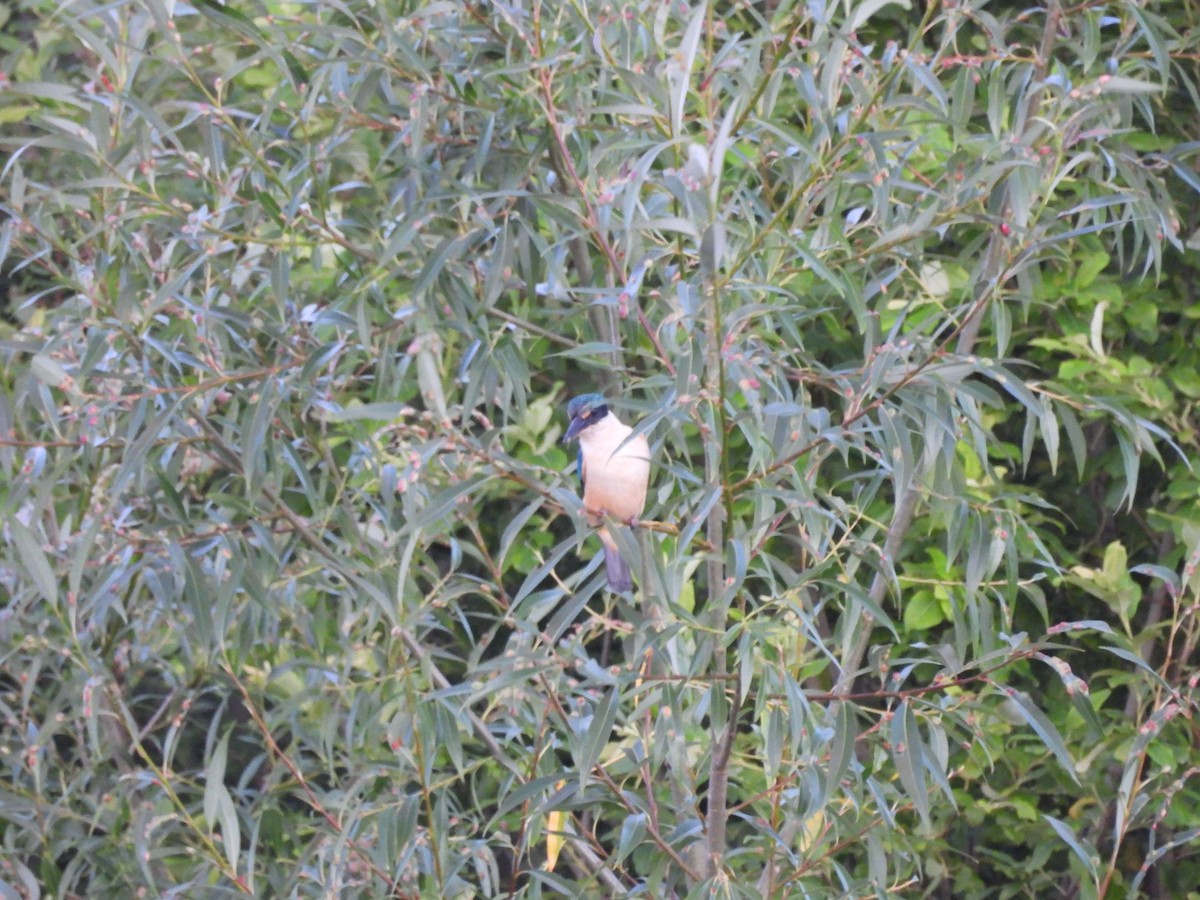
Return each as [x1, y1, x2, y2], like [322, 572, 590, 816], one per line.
[2, 0, 1199, 896]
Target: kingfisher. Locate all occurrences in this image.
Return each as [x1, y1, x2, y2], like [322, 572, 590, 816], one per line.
[563, 393, 651, 593]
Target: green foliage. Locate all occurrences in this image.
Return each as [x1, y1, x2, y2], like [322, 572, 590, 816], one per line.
[2, 0, 1200, 896]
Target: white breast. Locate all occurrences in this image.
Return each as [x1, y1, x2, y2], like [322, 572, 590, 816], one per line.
[579, 414, 650, 523]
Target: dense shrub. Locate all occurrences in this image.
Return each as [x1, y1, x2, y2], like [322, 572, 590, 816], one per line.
[2, 0, 1200, 896]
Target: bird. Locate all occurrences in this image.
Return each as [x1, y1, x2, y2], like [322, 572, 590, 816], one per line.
[563, 393, 651, 593]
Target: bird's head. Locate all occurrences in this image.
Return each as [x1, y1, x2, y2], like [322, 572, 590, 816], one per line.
[563, 393, 609, 443]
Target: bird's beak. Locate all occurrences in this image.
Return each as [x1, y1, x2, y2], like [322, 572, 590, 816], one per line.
[563, 415, 587, 443]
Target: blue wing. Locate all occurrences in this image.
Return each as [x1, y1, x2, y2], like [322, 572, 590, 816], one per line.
[576, 448, 585, 489]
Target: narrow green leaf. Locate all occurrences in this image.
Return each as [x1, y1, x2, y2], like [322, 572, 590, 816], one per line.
[765, 704, 783, 778]
[1039, 395, 1060, 475]
[548, 341, 625, 359]
[890, 701, 930, 828]
[30, 353, 70, 387]
[242, 378, 276, 490]
[1100, 644, 1174, 693]
[1000, 688, 1079, 782]
[217, 786, 241, 874]
[635, 216, 700, 239]
[10, 519, 58, 605]
[511, 532, 577, 609]
[204, 731, 231, 829]
[1044, 814, 1097, 880]
[320, 401, 408, 423]
[499, 498, 545, 567]
[710, 98, 740, 202]
[1070, 690, 1104, 740]
[866, 827, 887, 888]
[281, 50, 308, 88]
[192, 0, 266, 40]
[670, 4, 707, 136]
[578, 687, 618, 789]
[848, 0, 912, 31]
[489, 775, 569, 824]
[1098, 75, 1163, 94]
[1056, 400, 1088, 478]
[405, 475, 491, 533]
[615, 813, 647, 865]
[823, 701, 856, 805]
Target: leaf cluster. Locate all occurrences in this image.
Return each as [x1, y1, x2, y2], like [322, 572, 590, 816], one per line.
[2, 0, 1200, 897]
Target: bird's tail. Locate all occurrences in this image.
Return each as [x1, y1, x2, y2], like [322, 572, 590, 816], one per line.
[598, 526, 633, 593]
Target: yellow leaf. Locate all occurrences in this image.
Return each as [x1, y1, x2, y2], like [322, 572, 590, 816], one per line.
[797, 810, 823, 852]
[544, 782, 565, 871]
